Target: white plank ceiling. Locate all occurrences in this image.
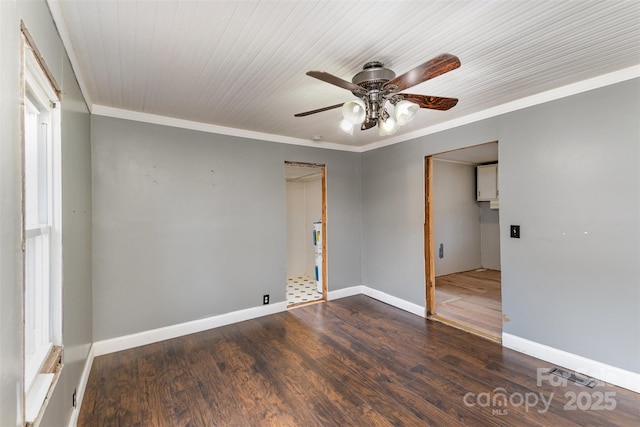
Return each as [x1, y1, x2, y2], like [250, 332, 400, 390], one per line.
[50, 0, 640, 149]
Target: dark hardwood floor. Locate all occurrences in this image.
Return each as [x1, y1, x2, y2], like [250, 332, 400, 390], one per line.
[79, 295, 639, 426]
[435, 269, 502, 339]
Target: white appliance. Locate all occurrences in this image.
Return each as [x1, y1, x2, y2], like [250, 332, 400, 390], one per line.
[313, 222, 323, 293]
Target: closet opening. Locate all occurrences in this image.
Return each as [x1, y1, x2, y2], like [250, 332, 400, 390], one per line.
[424, 142, 503, 342]
[284, 162, 327, 307]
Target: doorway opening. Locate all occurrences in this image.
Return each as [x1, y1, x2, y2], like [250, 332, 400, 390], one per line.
[424, 142, 503, 342]
[285, 161, 327, 307]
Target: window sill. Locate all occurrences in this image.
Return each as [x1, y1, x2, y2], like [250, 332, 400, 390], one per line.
[25, 346, 62, 427]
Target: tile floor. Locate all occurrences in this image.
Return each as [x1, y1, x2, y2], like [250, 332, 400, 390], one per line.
[286, 276, 322, 306]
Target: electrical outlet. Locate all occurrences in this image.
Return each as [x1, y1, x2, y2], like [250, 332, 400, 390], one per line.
[72, 388, 77, 408]
[263, 294, 269, 305]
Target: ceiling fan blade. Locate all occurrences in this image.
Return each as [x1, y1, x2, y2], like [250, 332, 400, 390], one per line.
[385, 54, 460, 92]
[307, 71, 367, 93]
[294, 103, 344, 117]
[401, 94, 458, 111]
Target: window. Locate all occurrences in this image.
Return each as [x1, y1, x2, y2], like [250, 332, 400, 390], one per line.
[22, 31, 62, 425]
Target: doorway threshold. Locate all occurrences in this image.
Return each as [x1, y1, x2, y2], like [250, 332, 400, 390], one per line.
[287, 298, 325, 309]
[428, 314, 502, 344]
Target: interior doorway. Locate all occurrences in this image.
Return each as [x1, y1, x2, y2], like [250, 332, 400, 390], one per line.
[284, 161, 327, 307]
[424, 142, 503, 342]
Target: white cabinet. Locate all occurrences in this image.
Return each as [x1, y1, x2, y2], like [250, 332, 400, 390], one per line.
[477, 164, 498, 202]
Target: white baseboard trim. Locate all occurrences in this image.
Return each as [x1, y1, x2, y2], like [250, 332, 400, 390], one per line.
[329, 285, 427, 318]
[93, 286, 420, 357]
[327, 285, 365, 300]
[93, 301, 288, 357]
[503, 333, 640, 393]
[67, 344, 95, 427]
[360, 286, 427, 318]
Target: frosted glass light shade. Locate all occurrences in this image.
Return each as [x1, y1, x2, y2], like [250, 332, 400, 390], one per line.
[378, 117, 398, 136]
[342, 99, 366, 124]
[394, 100, 419, 126]
[338, 118, 354, 135]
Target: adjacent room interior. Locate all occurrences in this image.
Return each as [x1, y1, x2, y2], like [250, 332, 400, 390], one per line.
[428, 142, 503, 341]
[285, 162, 326, 307]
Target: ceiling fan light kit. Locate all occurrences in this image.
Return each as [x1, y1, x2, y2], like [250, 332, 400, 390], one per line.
[295, 54, 461, 137]
[342, 99, 366, 125]
[394, 100, 420, 126]
[338, 118, 355, 135]
[378, 112, 399, 136]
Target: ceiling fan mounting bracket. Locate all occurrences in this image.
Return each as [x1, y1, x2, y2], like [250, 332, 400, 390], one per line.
[363, 61, 384, 69]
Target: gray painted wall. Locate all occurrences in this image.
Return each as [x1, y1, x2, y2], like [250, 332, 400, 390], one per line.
[498, 81, 639, 373]
[480, 202, 501, 270]
[362, 79, 640, 373]
[91, 116, 361, 340]
[361, 119, 499, 304]
[0, 2, 24, 424]
[0, 0, 93, 426]
[433, 160, 481, 276]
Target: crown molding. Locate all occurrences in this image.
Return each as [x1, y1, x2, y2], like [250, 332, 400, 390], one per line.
[93, 65, 639, 154]
[46, 0, 94, 110]
[91, 105, 362, 152]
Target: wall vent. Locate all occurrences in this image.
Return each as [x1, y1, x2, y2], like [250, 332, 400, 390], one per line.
[549, 367, 598, 388]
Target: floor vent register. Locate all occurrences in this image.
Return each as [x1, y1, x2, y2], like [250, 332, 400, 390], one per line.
[549, 367, 598, 388]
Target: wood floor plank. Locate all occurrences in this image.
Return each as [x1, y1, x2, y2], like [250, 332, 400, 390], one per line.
[213, 335, 296, 426]
[436, 269, 503, 337]
[314, 299, 517, 426]
[238, 316, 359, 425]
[79, 295, 640, 426]
[345, 403, 395, 427]
[136, 344, 176, 427]
[163, 337, 223, 427]
[229, 318, 331, 426]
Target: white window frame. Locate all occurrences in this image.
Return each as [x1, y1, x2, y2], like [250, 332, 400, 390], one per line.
[22, 34, 63, 424]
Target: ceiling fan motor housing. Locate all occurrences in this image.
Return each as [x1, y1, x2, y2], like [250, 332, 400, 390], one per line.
[351, 62, 397, 121]
[352, 61, 396, 90]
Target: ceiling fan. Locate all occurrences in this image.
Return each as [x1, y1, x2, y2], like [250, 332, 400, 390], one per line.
[295, 53, 460, 136]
